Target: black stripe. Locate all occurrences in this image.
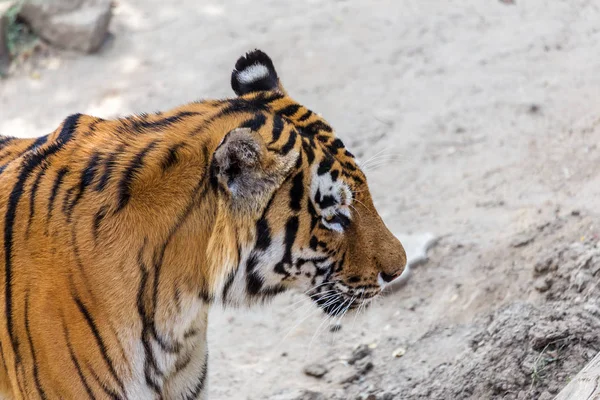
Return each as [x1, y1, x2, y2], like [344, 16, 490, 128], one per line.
[281, 129, 297, 154]
[219, 97, 270, 115]
[302, 139, 315, 164]
[260, 285, 286, 300]
[270, 114, 284, 144]
[283, 216, 299, 264]
[4, 114, 80, 367]
[24, 291, 48, 400]
[330, 170, 339, 181]
[46, 167, 69, 224]
[298, 110, 313, 121]
[304, 120, 333, 135]
[61, 316, 96, 400]
[318, 195, 336, 209]
[317, 155, 334, 175]
[27, 165, 47, 236]
[241, 113, 267, 131]
[274, 216, 300, 278]
[246, 253, 262, 295]
[307, 201, 319, 231]
[221, 269, 237, 303]
[22, 135, 48, 154]
[289, 171, 304, 211]
[328, 138, 345, 153]
[184, 351, 208, 400]
[128, 111, 200, 133]
[161, 142, 185, 172]
[255, 217, 271, 250]
[116, 141, 158, 211]
[62, 187, 76, 217]
[95, 144, 125, 192]
[86, 361, 122, 400]
[278, 104, 300, 117]
[73, 293, 125, 393]
[93, 206, 108, 241]
[174, 352, 193, 373]
[0, 136, 14, 147]
[136, 244, 163, 395]
[68, 152, 101, 219]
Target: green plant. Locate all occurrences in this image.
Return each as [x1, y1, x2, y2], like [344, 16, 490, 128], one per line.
[530, 339, 568, 389]
[3, 0, 35, 57]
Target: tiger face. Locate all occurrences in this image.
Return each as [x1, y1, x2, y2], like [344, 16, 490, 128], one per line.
[213, 50, 407, 316]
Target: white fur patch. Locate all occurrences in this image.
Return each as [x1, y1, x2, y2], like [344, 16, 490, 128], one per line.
[237, 64, 270, 84]
[310, 166, 353, 231]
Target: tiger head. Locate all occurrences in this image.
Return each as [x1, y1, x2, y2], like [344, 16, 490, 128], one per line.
[210, 50, 406, 315]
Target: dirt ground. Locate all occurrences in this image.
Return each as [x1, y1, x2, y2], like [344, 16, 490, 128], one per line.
[2, 0, 600, 399]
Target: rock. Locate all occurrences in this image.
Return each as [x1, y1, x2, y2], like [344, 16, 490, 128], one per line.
[392, 347, 406, 358]
[19, 0, 112, 53]
[0, 1, 13, 75]
[529, 321, 569, 350]
[511, 231, 536, 248]
[533, 277, 552, 293]
[537, 391, 553, 400]
[340, 361, 374, 384]
[349, 344, 372, 365]
[267, 389, 326, 400]
[303, 363, 328, 378]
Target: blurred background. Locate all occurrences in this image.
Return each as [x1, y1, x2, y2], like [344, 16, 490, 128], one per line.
[2, 0, 600, 399]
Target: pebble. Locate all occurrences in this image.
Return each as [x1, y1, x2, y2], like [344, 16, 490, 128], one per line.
[349, 344, 372, 365]
[534, 277, 552, 293]
[303, 363, 328, 378]
[392, 347, 406, 358]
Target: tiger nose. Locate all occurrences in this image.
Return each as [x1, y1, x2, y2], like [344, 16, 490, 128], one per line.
[378, 270, 402, 284]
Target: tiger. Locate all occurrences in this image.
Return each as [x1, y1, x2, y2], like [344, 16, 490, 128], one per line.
[0, 49, 406, 399]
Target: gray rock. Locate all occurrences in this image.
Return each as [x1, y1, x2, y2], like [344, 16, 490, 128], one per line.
[19, 0, 111, 53]
[349, 344, 372, 365]
[267, 389, 326, 400]
[303, 363, 328, 378]
[533, 277, 552, 292]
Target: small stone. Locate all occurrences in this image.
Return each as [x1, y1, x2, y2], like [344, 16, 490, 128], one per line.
[583, 303, 600, 317]
[20, 0, 112, 53]
[527, 103, 540, 114]
[530, 321, 569, 350]
[538, 391, 553, 400]
[511, 232, 535, 248]
[392, 347, 406, 358]
[303, 363, 328, 379]
[267, 389, 326, 400]
[348, 344, 372, 365]
[534, 277, 552, 293]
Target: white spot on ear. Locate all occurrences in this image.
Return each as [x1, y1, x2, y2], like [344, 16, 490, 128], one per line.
[237, 64, 270, 84]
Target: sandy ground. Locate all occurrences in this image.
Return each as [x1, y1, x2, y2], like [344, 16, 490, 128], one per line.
[2, 0, 600, 398]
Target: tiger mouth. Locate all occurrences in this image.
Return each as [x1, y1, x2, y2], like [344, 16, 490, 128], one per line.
[308, 284, 379, 316]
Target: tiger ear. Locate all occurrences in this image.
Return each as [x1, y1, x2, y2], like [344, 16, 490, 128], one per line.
[213, 128, 297, 211]
[231, 50, 285, 96]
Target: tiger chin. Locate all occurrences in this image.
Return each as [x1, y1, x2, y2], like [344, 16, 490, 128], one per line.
[0, 50, 406, 399]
